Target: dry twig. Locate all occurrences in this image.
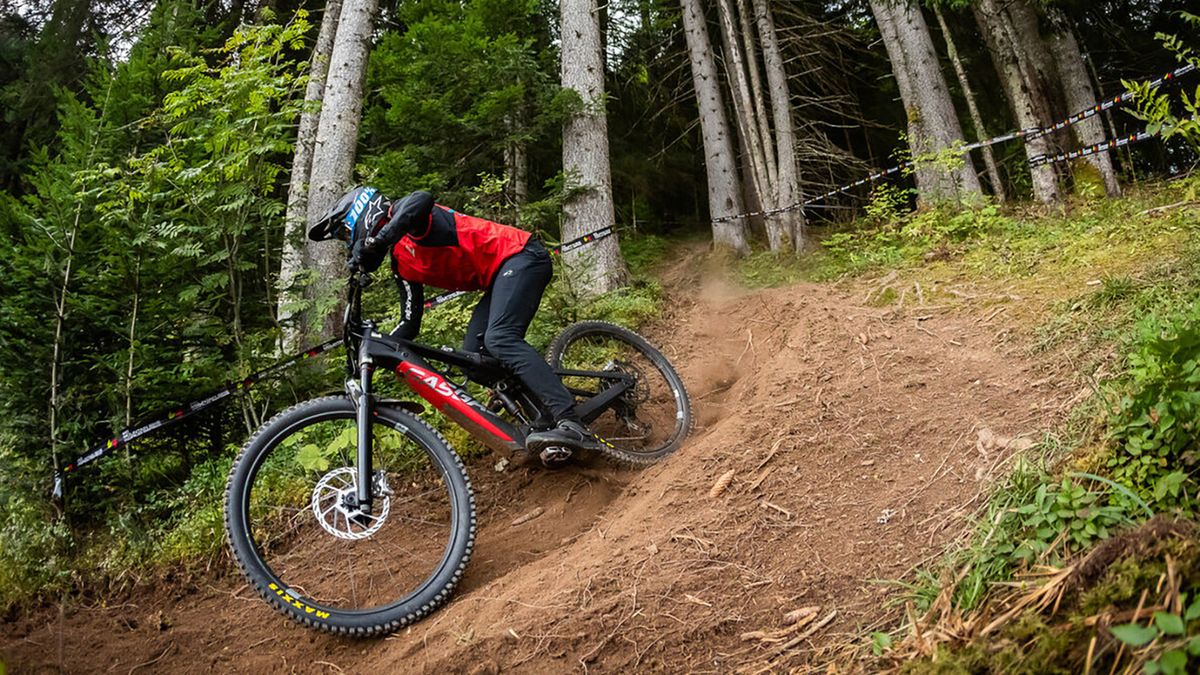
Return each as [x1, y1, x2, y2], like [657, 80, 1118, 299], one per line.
[127, 642, 174, 675]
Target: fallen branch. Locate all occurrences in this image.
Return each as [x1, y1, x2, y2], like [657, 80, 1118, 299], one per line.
[764, 610, 837, 661]
[1139, 200, 1197, 216]
[511, 506, 545, 527]
[740, 606, 822, 644]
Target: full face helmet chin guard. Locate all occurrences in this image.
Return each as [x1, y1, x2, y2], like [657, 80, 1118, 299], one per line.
[307, 187, 388, 246]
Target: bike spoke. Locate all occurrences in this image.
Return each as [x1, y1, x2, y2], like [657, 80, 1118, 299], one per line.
[554, 330, 687, 458]
[243, 415, 456, 613]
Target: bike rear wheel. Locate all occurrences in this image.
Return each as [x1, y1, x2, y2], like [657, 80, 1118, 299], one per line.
[547, 321, 693, 466]
[224, 396, 474, 636]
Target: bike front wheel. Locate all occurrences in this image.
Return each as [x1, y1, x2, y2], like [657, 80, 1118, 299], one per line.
[224, 396, 475, 637]
[547, 321, 693, 466]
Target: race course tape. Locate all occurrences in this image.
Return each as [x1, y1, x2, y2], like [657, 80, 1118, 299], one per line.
[1028, 63, 1195, 140]
[55, 338, 341, 489]
[1030, 129, 1157, 167]
[55, 225, 618, 497]
[711, 63, 1197, 224]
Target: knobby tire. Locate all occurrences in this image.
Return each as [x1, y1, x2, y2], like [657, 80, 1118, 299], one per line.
[224, 396, 475, 637]
[547, 321, 694, 466]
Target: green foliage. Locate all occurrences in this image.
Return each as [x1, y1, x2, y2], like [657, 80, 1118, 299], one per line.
[152, 454, 234, 565]
[904, 203, 1009, 242]
[1106, 595, 1200, 674]
[869, 631, 894, 656]
[899, 445, 1155, 615]
[362, 0, 559, 208]
[905, 138, 970, 187]
[801, 201, 1012, 282]
[864, 183, 911, 225]
[902, 531, 1200, 674]
[1002, 477, 1130, 562]
[1107, 303, 1200, 512]
[0, 12, 319, 606]
[1126, 12, 1200, 152]
[0, 441, 71, 608]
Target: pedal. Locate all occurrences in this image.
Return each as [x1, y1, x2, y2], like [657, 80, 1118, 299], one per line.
[539, 446, 573, 468]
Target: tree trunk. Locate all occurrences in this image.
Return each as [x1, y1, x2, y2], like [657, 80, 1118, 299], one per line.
[1085, 50, 1135, 175]
[871, 0, 932, 194]
[307, 0, 379, 338]
[715, 0, 779, 245]
[751, 0, 803, 250]
[1045, 9, 1121, 197]
[279, 0, 343, 349]
[972, 0, 1060, 203]
[1002, 1, 1072, 156]
[679, 0, 750, 254]
[504, 109, 529, 210]
[560, 0, 626, 295]
[932, 3, 1007, 203]
[504, 138, 528, 207]
[869, 0, 982, 204]
[738, 0, 776, 190]
[124, 258, 141, 430]
[49, 210, 81, 482]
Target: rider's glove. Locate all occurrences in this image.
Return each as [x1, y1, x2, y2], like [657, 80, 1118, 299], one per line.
[348, 236, 387, 273]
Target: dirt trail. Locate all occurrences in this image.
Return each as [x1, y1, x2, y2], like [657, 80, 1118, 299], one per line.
[2, 252, 1076, 673]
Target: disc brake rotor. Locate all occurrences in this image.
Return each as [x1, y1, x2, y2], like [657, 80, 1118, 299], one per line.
[606, 358, 648, 404]
[310, 467, 392, 540]
[604, 359, 652, 439]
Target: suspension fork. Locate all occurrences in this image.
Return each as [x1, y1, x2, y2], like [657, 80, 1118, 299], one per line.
[352, 334, 375, 515]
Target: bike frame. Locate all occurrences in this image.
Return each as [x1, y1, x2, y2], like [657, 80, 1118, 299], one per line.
[341, 276, 633, 513]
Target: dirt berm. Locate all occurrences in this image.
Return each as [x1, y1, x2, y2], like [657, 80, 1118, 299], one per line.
[2, 256, 1074, 672]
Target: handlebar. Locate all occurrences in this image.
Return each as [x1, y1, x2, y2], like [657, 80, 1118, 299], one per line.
[342, 273, 491, 379]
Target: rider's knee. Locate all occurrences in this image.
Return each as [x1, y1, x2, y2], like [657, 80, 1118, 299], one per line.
[482, 330, 521, 357]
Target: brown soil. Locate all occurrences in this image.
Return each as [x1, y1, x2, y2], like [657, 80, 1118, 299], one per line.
[1, 250, 1078, 673]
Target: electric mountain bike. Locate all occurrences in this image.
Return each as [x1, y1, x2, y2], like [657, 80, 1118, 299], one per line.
[224, 274, 692, 636]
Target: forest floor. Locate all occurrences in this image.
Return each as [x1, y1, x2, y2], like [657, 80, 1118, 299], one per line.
[1, 243, 1083, 673]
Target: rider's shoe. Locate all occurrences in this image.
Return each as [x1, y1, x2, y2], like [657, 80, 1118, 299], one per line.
[525, 419, 599, 454]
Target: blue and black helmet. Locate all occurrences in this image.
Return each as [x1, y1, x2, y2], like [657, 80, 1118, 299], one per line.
[307, 186, 389, 244]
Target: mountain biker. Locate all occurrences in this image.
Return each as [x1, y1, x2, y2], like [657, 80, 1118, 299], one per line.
[307, 186, 597, 463]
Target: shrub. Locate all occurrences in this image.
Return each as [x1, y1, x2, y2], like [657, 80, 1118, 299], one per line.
[0, 441, 72, 608]
[865, 183, 911, 225]
[1108, 302, 1200, 511]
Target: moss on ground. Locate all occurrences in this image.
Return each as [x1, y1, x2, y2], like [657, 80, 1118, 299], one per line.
[898, 523, 1200, 674]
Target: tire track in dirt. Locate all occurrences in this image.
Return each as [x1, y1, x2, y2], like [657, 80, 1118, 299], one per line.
[1, 256, 1077, 673]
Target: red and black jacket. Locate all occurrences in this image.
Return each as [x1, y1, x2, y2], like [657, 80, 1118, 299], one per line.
[383, 191, 531, 339]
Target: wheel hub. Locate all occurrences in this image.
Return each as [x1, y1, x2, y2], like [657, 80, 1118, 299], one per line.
[311, 467, 392, 540]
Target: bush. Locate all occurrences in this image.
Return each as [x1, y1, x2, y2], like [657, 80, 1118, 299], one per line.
[0, 441, 72, 608]
[864, 183, 911, 225]
[1108, 302, 1200, 511]
[903, 203, 1011, 242]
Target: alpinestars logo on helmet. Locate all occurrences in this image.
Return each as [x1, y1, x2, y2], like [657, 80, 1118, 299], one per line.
[343, 187, 387, 240]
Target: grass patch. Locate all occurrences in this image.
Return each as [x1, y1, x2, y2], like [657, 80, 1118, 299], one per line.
[894, 523, 1200, 674]
[731, 183, 1197, 297]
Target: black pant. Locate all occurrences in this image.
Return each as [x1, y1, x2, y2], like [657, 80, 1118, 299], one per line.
[463, 240, 577, 423]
